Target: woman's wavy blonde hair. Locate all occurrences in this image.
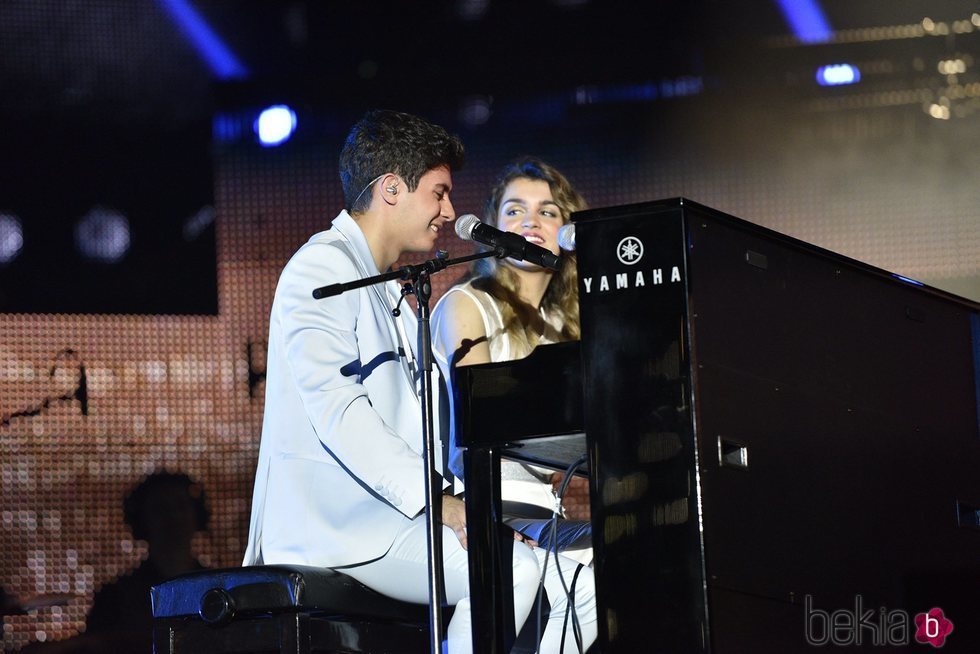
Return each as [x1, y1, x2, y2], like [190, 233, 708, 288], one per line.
[466, 157, 587, 354]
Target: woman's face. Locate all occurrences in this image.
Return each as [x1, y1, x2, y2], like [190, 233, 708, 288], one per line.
[495, 177, 564, 270]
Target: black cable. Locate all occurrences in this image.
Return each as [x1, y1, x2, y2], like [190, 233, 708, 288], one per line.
[559, 563, 585, 653]
[553, 454, 588, 653]
[533, 453, 589, 653]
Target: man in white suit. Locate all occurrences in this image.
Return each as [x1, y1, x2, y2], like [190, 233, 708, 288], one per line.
[243, 110, 596, 653]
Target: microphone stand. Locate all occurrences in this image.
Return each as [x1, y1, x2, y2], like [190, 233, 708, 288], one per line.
[313, 247, 502, 654]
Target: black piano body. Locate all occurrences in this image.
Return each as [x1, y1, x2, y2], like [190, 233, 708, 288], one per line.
[456, 198, 980, 653]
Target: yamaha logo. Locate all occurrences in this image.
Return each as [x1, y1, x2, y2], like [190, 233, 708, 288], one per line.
[582, 234, 683, 294]
[582, 265, 682, 294]
[617, 236, 644, 265]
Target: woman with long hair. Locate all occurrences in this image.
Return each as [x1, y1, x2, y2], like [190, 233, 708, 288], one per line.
[432, 157, 591, 560]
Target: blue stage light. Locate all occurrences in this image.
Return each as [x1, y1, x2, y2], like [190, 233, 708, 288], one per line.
[0, 213, 24, 264]
[892, 274, 925, 287]
[156, 0, 248, 80]
[816, 64, 861, 86]
[254, 106, 297, 147]
[75, 206, 131, 263]
[775, 0, 832, 44]
[459, 96, 492, 126]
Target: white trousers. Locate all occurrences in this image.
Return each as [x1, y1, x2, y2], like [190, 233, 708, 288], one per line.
[343, 515, 598, 654]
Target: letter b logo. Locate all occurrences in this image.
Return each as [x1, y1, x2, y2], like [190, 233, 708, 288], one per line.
[914, 608, 954, 648]
[805, 596, 830, 646]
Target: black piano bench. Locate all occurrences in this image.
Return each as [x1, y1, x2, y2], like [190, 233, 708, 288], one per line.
[150, 564, 429, 654]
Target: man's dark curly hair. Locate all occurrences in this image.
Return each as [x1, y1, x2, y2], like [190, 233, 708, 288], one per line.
[340, 109, 465, 214]
[123, 471, 210, 540]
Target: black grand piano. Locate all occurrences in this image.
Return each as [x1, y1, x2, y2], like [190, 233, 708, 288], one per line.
[455, 199, 980, 653]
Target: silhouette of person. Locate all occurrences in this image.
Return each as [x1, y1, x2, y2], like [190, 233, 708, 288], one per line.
[21, 471, 210, 653]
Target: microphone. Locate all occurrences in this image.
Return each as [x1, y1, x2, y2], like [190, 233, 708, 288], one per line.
[557, 224, 576, 252]
[455, 214, 560, 270]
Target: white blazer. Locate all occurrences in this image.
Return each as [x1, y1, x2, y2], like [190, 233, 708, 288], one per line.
[243, 211, 453, 568]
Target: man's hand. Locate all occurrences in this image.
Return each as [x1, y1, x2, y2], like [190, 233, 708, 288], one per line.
[442, 494, 468, 550]
[440, 495, 538, 551]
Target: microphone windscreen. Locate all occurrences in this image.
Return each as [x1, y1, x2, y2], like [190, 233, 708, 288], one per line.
[557, 224, 576, 251]
[454, 214, 480, 240]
